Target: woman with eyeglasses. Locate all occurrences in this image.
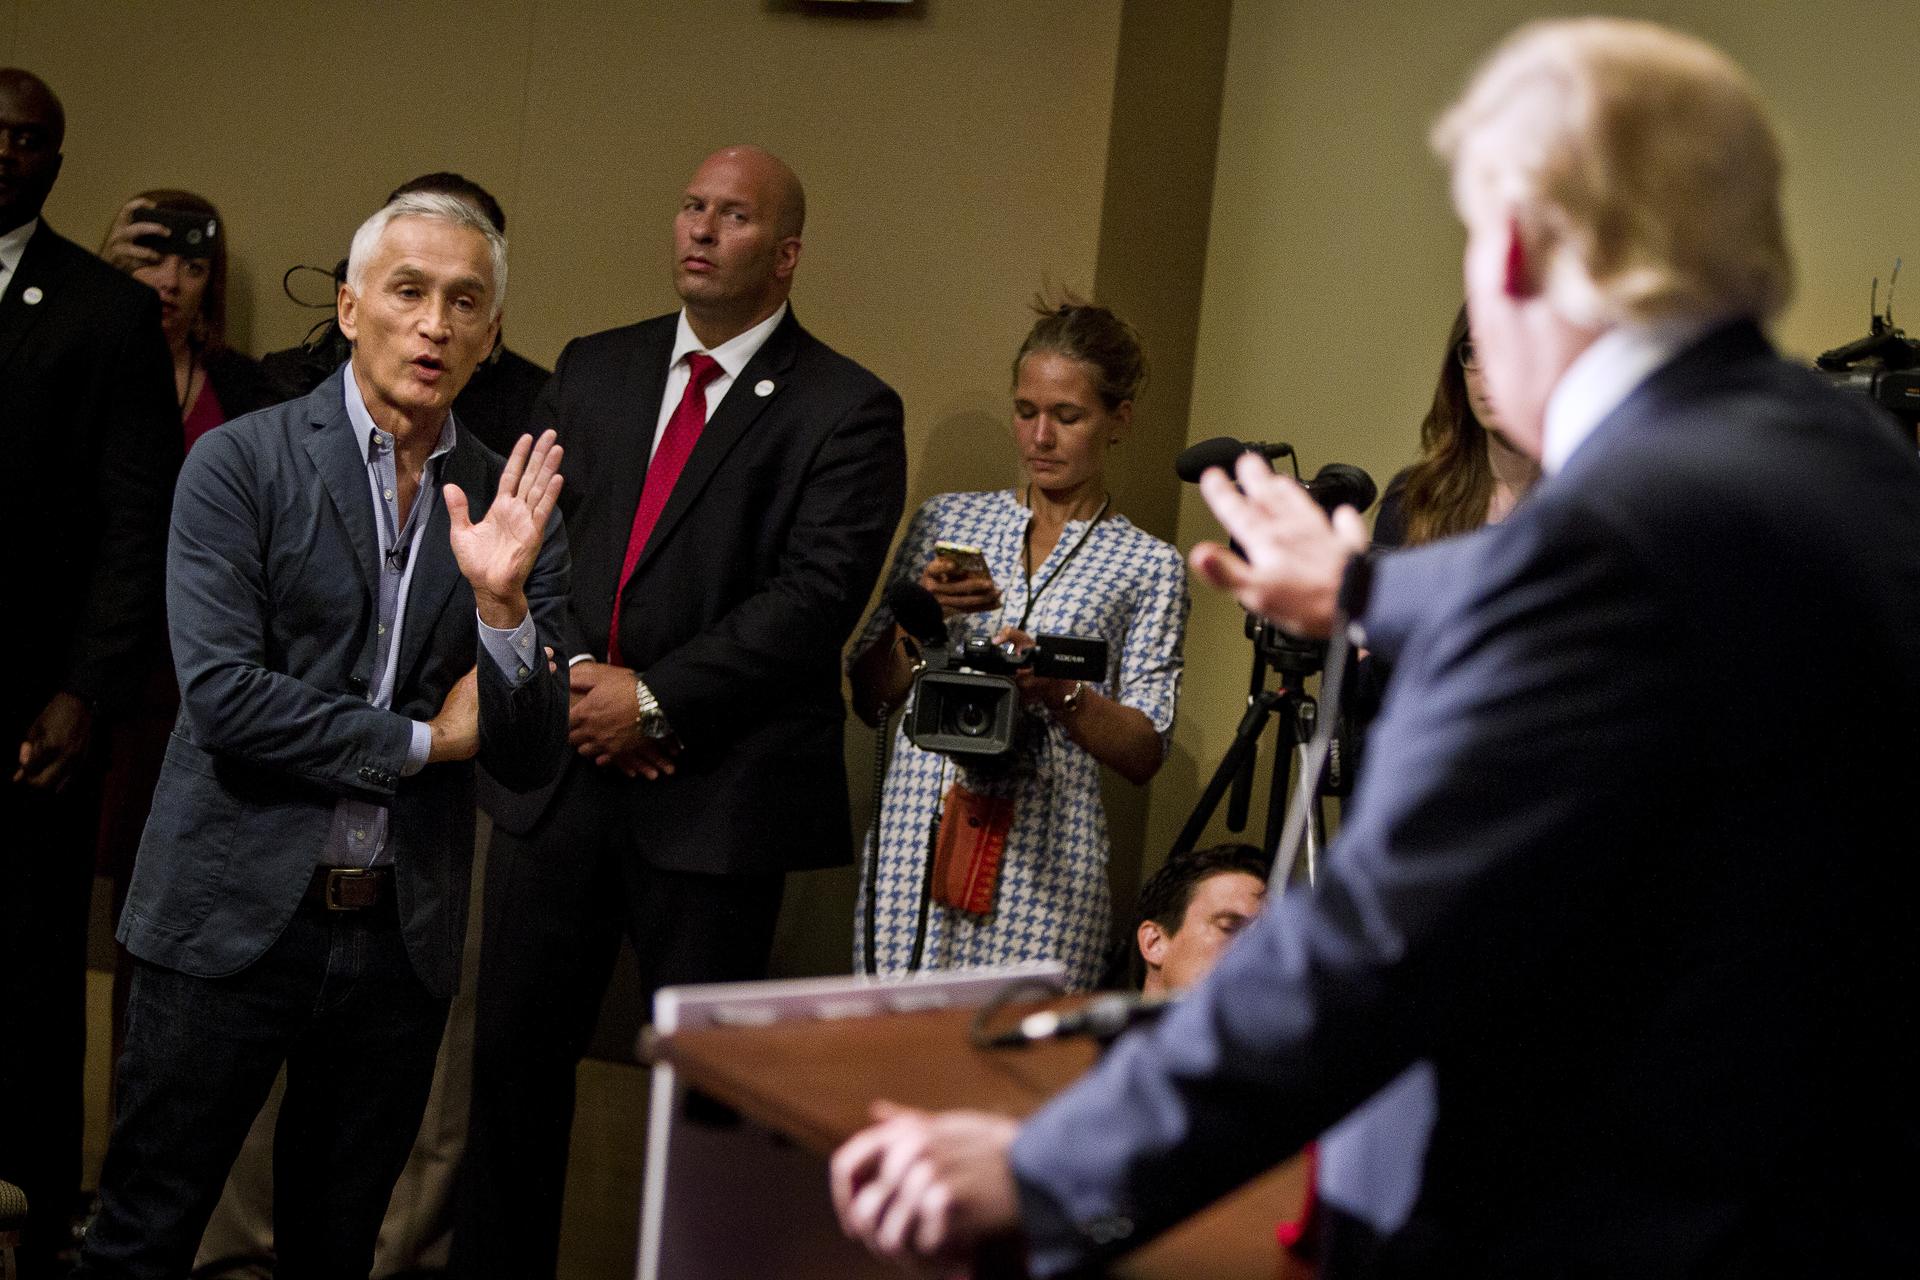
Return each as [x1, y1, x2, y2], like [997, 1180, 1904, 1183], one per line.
[1315, 306, 1542, 1261]
[1373, 304, 1539, 550]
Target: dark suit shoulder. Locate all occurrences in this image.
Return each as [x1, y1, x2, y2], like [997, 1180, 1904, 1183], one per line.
[204, 347, 284, 419]
[23, 223, 161, 324]
[784, 322, 898, 401]
[456, 423, 510, 470]
[556, 312, 676, 371]
[1565, 333, 1918, 533]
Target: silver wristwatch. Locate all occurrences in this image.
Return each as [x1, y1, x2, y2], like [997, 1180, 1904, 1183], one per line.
[633, 676, 674, 741]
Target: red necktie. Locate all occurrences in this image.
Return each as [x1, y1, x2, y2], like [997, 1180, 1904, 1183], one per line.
[608, 352, 722, 664]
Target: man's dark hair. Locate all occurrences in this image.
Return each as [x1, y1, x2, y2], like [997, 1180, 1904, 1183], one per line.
[1137, 843, 1271, 936]
[385, 171, 506, 234]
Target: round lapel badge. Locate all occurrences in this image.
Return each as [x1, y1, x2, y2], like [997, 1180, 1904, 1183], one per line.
[22, 286, 43, 305]
[754, 379, 775, 397]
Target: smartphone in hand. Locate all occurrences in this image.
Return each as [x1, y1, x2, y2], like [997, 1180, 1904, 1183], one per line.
[933, 540, 991, 578]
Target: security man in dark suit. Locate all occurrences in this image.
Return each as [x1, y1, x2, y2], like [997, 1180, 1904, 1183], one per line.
[832, 20, 1920, 1277]
[77, 190, 570, 1280]
[459, 144, 906, 1277]
[0, 67, 177, 1276]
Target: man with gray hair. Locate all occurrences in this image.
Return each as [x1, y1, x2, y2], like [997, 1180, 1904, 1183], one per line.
[832, 19, 1920, 1275]
[77, 191, 571, 1279]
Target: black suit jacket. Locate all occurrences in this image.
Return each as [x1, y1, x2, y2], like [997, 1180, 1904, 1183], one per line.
[202, 345, 283, 422]
[0, 221, 178, 735]
[483, 307, 907, 876]
[1011, 322, 1920, 1276]
[119, 370, 571, 998]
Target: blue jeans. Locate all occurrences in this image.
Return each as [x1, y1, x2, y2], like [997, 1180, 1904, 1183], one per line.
[78, 889, 448, 1280]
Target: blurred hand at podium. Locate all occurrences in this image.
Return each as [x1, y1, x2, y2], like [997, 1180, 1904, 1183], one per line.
[831, 1100, 1023, 1274]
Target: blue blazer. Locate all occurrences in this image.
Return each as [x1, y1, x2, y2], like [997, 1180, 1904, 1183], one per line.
[119, 369, 571, 999]
[1011, 323, 1920, 1276]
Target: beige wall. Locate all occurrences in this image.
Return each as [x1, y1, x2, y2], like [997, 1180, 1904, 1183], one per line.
[1148, 0, 1920, 867]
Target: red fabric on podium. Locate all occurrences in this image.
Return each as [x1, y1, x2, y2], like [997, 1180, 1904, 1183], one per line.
[608, 352, 721, 664]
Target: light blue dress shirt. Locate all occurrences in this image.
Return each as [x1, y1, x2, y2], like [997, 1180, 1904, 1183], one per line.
[323, 366, 537, 868]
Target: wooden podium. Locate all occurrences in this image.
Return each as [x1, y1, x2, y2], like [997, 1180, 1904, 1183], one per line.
[638, 969, 1306, 1279]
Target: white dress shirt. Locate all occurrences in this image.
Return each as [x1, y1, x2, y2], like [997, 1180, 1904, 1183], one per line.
[650, 302, 788, 457]
[0, 218, 39, 305]
[1542, 312, 1731, 474]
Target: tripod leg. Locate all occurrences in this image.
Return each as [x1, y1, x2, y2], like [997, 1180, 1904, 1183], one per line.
[1173, 692, 1279, 856]
[1263, 695, 1296, 876]
[1228, 649, 1269, 830]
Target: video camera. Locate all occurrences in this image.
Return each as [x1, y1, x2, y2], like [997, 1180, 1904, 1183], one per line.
[1174, 437, 1378, 676]
[887, 583, 1107, 766]
[1816, 267, 1920, 438]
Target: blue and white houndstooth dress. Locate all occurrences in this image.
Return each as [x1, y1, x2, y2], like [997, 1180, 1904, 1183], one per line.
[852, 490, 1188, 990]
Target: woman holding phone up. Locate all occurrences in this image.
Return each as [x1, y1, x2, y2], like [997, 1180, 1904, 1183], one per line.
[848, 297, 1188, 990]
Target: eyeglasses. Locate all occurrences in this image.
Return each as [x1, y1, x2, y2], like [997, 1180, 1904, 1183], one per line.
[1455, 340, 1479, 371]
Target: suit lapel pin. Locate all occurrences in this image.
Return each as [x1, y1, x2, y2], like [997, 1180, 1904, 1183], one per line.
[22, 286, 43, 305]
[754, 379, 775, 397]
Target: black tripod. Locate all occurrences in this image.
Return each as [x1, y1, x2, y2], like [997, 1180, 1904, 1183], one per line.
[1171, 615, 1346, 887]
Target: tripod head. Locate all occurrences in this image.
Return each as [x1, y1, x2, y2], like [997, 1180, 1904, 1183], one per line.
[1248, 615, 1327, 678]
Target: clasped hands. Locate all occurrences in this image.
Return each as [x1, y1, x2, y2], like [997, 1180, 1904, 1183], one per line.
[568, 661, 679, 780]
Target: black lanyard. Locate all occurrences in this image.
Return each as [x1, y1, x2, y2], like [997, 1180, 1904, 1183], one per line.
[1015, 487, 1110, 633]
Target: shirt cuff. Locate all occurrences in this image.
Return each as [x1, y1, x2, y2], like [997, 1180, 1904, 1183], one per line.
[568, 653, 595, 667]
[477, 609, 539, 686]
[403, 720, 432, 777]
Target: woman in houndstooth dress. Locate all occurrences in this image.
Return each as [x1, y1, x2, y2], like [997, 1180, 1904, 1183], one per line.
[849, 299, 1188, 990]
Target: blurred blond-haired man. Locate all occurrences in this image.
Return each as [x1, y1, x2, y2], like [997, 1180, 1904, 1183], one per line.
[831, 20, 1920, 1277]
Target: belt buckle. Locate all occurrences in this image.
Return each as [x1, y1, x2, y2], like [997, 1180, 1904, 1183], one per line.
[324, 867, 379, 911]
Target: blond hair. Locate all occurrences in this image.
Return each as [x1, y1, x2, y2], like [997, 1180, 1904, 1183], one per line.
[1431, 18, 1792, 327]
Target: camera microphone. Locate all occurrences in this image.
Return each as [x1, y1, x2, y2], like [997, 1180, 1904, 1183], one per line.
[1176, 437, 1378, 514]
[1175, 436, 1294, 482]
[886, 580, 949, 645]
[1303, 462, 1378, 514]
[982, 991, 1178, 1048]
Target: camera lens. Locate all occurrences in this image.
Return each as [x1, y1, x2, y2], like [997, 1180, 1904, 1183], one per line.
[954, 700, 992, 737]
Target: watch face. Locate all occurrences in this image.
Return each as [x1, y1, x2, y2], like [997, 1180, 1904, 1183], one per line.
[640, 711, 671, 740]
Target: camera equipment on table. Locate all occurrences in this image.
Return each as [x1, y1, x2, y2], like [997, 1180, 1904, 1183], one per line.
[1169, 439, 1378, 883]
[1816, 265, 1920, 437]
[887, 582, 1108, 766]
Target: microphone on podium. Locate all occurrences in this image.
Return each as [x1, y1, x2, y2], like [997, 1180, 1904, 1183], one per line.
[979, 991, 1178, 1048]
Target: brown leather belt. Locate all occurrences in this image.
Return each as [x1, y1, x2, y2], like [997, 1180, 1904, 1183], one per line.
[305, 866, 393, 912]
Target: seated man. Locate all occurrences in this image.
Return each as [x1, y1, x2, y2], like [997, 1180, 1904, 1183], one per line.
[1134, 844, 1268, 997]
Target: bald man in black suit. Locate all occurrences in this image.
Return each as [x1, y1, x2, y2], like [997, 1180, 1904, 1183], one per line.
[460, 144, 906, 1277]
